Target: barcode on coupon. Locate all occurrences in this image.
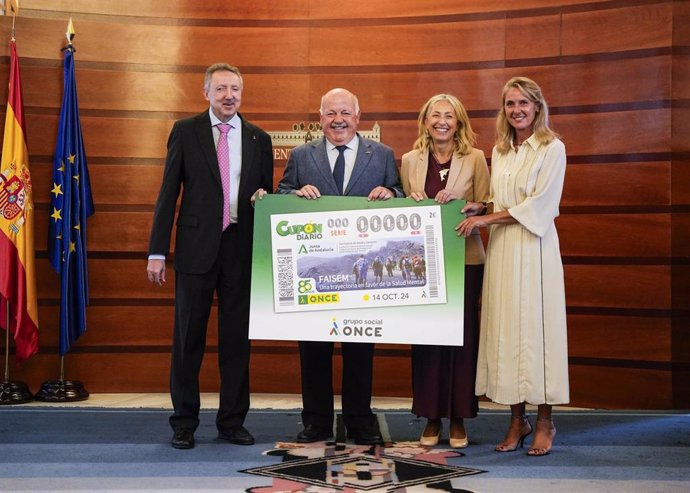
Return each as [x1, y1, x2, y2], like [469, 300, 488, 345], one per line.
[424, 225, 439, 298]
[277, 248, 295, 306]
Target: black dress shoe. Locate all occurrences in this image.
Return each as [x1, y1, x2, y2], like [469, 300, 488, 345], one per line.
[347, 426, 383, 445]
[171, 429, 195, 449]
[296, 425, 333, 443]
[218, 425, 255, 445]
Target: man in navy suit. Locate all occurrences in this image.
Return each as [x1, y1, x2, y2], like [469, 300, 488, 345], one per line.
[277, 88, 403, 444]
[147, 63, 274, 449]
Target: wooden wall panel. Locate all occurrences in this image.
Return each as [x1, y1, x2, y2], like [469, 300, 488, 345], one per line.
[309, 20, 506, 66]
[6, 17, 312, 67]
[569, 366, 672, 409]
[565, 265, 671, 309]
[21, 0, 312, 20]
[671, 107, 690, 149]
[561, 3, 673, 55]
[22, 0, 608, 20]
[671, 158, 690, 204]
[0, 0, 684, 409]
[79, 212, 154, 253]
[250, 351, 301, 395]
[672, 46, 690, 100]
[505, 14, 562, 60]
[306, 0, 600, 19]
[557, 214, 671, 258]
[552, 111, 671, 156]
[568, 315, 671, 361]
[523, 58, 672, 107]
[562, 163, 670, 207]
[37, 306, 180, 346]
[671, 214, 690, 257]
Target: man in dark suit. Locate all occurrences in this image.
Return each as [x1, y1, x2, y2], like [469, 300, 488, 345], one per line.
[276, 88, 403, 445]
[147, 63, 273, 449]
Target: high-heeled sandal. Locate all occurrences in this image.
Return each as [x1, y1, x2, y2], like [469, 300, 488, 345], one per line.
[419, 419, 441, 447]
[527, 418, 556, 456]
[449, 418, 468, 448]
[495, 415, 532, 452]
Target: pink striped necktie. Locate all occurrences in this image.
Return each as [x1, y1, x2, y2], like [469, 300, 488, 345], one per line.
[217, 123, 232, 230]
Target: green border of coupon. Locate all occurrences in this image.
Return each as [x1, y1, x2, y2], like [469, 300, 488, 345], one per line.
[250, 194, 466, 344]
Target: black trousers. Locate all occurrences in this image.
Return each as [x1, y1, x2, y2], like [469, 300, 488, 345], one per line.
[169, 226, 250, 432]
[299, 340, 376, 431]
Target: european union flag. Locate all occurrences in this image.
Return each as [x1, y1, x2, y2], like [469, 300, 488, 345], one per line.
[47, 45, 94, 356]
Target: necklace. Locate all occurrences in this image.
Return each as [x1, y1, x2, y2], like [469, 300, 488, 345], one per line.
[432, 151, 452, 163]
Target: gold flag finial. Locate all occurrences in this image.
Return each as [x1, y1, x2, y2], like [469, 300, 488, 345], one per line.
[10, 0, 20, 42]
[66, 17, 75, 45]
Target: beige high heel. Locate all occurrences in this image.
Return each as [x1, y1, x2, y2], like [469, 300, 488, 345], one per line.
[419, 419, 441, 447]
[449, 418, 468, 448]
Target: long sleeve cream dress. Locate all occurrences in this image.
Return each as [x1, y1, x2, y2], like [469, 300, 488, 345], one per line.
[475, 134, 570, 405]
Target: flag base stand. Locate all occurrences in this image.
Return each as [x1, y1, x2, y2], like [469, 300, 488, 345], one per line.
[35, 379, 89, 402]
[0, 380, 33, 405]
[1, 300, 33, 405]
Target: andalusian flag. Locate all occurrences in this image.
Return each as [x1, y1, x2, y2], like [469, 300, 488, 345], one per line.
[0, 40, 39, 364]
[47, 43, 94, 356]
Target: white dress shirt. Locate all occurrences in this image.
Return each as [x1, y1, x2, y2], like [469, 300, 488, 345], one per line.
[325, 135, 359, 193]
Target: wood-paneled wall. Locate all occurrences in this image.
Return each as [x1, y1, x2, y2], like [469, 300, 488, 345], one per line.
[1, 0, 687, 408]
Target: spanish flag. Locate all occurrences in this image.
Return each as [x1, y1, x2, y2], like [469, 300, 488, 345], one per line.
[0, 40, 39, 364]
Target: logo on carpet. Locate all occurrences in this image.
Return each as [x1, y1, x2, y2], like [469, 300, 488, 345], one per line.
[242, 441, 484, 492]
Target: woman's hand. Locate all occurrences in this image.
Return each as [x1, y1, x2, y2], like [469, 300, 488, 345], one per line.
[434, 189, 458, 204]
[409, 191, 425, 202]
[455, 215, 486, 238]
[461, 201, 486, 217]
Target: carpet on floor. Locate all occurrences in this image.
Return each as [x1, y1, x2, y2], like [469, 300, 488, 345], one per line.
[0, 407, 688, 492]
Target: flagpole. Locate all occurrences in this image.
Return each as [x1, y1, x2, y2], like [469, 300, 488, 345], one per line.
[35, 17, 89, 402]
[3, 304, 8, 379]
[10, 1, 17, 42]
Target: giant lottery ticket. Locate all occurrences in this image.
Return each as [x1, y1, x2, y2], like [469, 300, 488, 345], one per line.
[271, 206, 447, 313]
[249, 195, 466, 346]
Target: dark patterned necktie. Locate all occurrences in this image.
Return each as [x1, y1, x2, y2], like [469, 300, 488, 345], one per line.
[333, 145, 347, 195]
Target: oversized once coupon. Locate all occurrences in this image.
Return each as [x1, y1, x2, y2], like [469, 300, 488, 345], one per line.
[249, 195, 466, 346]
[270, 206, 447, 313]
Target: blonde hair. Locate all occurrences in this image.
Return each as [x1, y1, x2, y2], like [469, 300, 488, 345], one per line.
[495, 77, 558, 154]
[413, 94, 476, 156]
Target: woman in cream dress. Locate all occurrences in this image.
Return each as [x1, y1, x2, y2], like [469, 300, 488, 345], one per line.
[457, 77, 569, 456]
[401, 94, 489, 448]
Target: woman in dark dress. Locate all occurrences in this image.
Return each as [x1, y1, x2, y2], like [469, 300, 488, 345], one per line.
[400, 94, 490, 447]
